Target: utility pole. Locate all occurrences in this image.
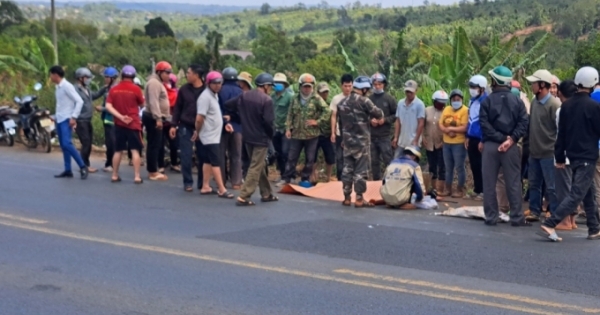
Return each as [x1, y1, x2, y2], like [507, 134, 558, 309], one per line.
[51, 0, 58, 64]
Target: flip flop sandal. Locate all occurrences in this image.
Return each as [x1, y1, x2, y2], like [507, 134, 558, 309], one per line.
[342, 200, 352, 206]
[111, 177, 122, 183]
[236, 198, 256, 206]
[536, 226, 562, 242]
[200, 190, 218, 195]
[354, 200, 375, 208]
[134, 179, 143, 184]
[261, 195, 279, 202]
[218, 191, 234, 199]
[184, 186, 193, 192]
[149, 174, 168, 181]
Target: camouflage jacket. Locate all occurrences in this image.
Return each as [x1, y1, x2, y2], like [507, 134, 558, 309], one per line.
[337, 93, 384, 150]
[285, 93, 331, 140]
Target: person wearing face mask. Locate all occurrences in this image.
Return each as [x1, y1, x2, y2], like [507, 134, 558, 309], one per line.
[282, 73, 330, 188]
[368, 73, 397, 181]
[73, 67, 108, 174]
[523, 70, 561, 222]
[272, 73, 293, 185]
[464, 75, 488, 201]
[439, 89, 469, 198]
[480, 66, 529, 227]
[422, 90, 446, 196]
[95, 67, 119, 173]
[332, 76, 383, 207]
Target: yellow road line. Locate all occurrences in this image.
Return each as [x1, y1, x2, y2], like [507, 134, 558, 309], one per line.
[0, 212, 47, 224]
[0, 219, 581, 315]
[334, 269, 600, 313]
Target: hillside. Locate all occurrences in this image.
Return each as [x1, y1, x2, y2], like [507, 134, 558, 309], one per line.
[18, 0, 591, 50]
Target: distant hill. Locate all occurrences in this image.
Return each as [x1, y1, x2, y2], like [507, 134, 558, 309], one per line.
[17, 1, 256, 15]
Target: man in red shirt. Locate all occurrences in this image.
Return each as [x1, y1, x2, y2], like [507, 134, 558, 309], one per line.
[105, 65, 145, 184]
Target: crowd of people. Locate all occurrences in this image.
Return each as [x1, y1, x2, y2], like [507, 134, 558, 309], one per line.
[47, 61, 600, 242]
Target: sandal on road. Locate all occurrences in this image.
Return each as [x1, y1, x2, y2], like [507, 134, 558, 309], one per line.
[134, 178, 144, 184]
[354, 200, 375, 208]
[200, 189, 218, 195]
[149, 174, 168, 181]
[261, 195, 279, 202]
[111, 177, 122, 183]
[218, 191, 234, 199]
[342, 199, 351, 206]
[236, 197, 256, 206]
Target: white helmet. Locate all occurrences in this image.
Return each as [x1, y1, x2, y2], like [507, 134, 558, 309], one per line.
[432, 90, 449, 103]
[574, 66, 599, 89]
[468, 75, 488, 88]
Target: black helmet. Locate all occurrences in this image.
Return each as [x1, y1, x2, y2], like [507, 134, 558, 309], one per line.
[222, 67, 238, 81]
[255, 73, 274, 86]
[450, 89, 464, 99]
[353, 76, 371, 89]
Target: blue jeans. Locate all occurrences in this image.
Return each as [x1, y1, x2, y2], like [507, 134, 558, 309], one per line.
[56, 120, 85, 172]
[178, 125, 202, 189]
[443, 143, 467, 187]
[528, 157, 557, 215]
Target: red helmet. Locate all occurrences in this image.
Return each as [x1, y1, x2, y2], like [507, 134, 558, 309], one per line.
[155, 61, 172, 72]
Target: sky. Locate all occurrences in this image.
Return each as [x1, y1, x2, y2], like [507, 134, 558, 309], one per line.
[15, 0, 459, 7]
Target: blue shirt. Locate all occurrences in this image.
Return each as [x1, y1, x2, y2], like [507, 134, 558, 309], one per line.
[537, 92, 551, 105]
[218, 81, 243, 133]
[591, 89, 600, 149]
[466, 92, 488, 140]
[54, 79, 84, 124]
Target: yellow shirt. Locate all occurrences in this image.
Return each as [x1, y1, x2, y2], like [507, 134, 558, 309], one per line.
[440, 105, 468, 144]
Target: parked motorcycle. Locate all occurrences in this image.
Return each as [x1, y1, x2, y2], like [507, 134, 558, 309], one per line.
[0, 105, 17, 146]
[15, 82, 53, 153]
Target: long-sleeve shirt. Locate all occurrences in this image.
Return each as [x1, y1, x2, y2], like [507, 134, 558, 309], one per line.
[74, 84, 106, 121]
[101, 83, 117, 125]
[369, 92, 397, 139]
[479, 87, 528, 144]
[171, 83, 204, 129]
[225, 89, 274, 147]
[218, 81, 243, 133]
[555, 92, 600, 163]
[55, 78, 84, 124]
[144, 74, 170, 121]
[528, 93, 560, 159]
[285, 93, 330, 140]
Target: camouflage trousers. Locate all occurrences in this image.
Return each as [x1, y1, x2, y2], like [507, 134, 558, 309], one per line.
[342, 147, 371, 198]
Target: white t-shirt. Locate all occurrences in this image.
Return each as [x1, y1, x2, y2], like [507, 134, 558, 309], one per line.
[330, 93, 347, 136]
[555, 107, 569, 165]
[196, 89, 223, 145]
[395, 97, 426, 148]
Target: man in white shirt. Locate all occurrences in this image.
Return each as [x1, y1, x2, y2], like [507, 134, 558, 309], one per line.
[49, 65, 88, 179]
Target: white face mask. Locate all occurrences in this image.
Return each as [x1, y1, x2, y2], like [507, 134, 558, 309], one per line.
[83, 78, 92, 86]
[451, 101, 462, 110]
[373, 88, 384, 94]
[469, 88, 480, 98]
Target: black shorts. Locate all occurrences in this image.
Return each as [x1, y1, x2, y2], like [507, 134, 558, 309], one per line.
[314, 135, 336, 165]
[199, 143, 220, 167]
[115, 125, 144, 152]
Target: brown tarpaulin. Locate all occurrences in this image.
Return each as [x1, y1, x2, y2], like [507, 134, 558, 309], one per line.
[278, 181, 385, 205]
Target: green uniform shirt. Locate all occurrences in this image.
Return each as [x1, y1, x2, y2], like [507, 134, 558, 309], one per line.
[285, 93, 330, 140]
[272, 91, 293, 132]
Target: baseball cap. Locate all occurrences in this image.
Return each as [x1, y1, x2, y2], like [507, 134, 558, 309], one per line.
[404, 80, 418, 93]
[317, 82, 330, 93]
[526, 69, 553, 84]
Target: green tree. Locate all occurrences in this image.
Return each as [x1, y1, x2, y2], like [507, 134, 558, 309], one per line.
[291, 35, 317, 62]
[0, 0, 25, 32]
[144, 17, 174, 38]
[260, 3, 271, 15]
[251, 25, 294, 72]
[205, 30, 223, 70]
[298, 54, 344, 83]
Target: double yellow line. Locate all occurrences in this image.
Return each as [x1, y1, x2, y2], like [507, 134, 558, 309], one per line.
[0, 212, 597, 314]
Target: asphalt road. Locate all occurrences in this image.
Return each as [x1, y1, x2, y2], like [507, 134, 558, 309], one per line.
[1, 146, 600, 315]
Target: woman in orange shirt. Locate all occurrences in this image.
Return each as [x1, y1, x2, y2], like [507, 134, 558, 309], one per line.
[439, 89, 469, 198]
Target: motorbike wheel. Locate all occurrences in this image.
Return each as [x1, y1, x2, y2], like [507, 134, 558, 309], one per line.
[19, 127, 37, 149]
[5, 133, 14, 146]
[39, 129, 52, 153]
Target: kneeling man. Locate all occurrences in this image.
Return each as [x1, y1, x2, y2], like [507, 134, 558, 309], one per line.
[380, 146, 425, 209]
